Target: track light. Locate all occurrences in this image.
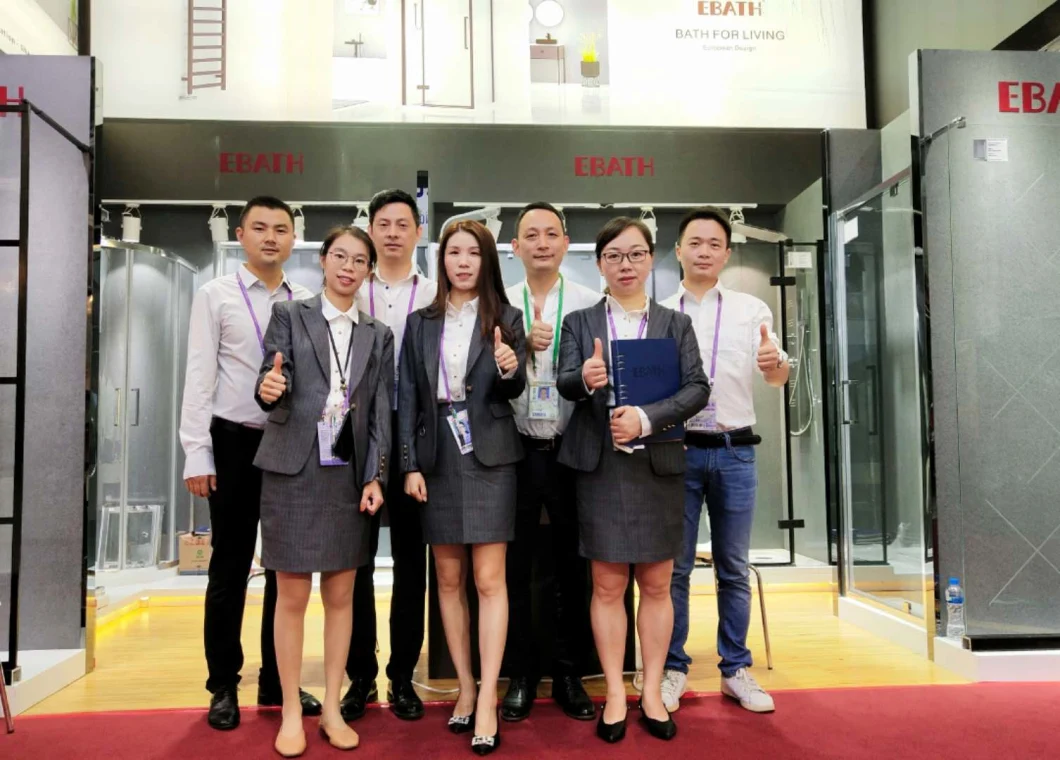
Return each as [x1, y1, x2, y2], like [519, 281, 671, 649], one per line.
[639, 206, 657, 243]
[353, 205, 370, 231]
[728, 208, 747, 245]
[209, 205, 230, 243]
[291, 205, 306, 241]
[485, 213, 503, 241]
[121, 205, 142, 243]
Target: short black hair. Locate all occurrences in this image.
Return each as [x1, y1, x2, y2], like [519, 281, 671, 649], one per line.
[595, 217, 655, 260]
[368, 189, 420, 226]
[320, 225, 378, 269]
[677, 206, 732, 247]
[515, 202, 567, 237]
[238, 196, 294, 228]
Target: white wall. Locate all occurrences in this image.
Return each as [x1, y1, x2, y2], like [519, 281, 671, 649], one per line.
[0, 0, 76, 54]
[93, 0, 333, 120]
[334, 0, 389, 59]
[492, 0, 531, 106]
[529, 0, 609, 85]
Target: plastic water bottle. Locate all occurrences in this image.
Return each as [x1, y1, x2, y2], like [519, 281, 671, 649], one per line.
[945, 577, 966, 639]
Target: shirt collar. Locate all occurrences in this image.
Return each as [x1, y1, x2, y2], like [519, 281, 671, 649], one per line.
[446, 296, 480, 317]
[677, 280, 725, 305]
[522, 275, 563, 300]
[606, 294, 650, 318]
[372, 261, 423, 288]
[239, 263, 292, 294]
[321, 291, 360, 324]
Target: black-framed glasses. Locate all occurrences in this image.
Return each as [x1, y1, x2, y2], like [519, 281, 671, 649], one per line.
[601, 248, 651, 265]
[328, 251, 371, 270]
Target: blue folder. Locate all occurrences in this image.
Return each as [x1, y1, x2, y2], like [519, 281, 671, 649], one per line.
[611, 337, 683, 443]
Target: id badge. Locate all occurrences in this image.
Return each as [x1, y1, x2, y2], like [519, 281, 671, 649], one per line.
[318, 419, 346, 466]
[528, 381, 560, 421]
[687, 401, 719, 433]
[447, 409, 474, 455]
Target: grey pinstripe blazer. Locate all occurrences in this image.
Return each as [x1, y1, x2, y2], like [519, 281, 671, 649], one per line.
[253, 295, 394, 488]
[398, 304, 527, 475]
[556, 299, 710, 476]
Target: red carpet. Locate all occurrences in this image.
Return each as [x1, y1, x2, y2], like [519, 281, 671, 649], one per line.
[6, 684, 1057, 759]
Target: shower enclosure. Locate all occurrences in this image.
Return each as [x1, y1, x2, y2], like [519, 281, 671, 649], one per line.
[90, 241, 197, 572]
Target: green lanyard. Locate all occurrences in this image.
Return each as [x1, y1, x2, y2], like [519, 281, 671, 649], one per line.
[523, 273, 564, 374]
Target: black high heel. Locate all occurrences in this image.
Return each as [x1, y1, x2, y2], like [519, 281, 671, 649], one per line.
[638, 699, 677, 741]
[596, 704, 628, 743]
[471, 710, 502, 756]
[449, 709, 476, 735]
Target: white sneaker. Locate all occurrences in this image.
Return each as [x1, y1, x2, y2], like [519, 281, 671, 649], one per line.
[660, 670, 687, 713]
[721, 669, 775, 713]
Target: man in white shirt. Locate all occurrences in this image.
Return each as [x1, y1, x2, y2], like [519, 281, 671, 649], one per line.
[501, 203, 601, 722]
[179, 197, 318, 730]
[343, 189, 438, 722]
[660, 207, 789, 715]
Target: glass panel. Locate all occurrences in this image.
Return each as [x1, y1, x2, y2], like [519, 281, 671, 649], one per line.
[124, 249, 177, 567]
[95, 246, 129, 571]
[219, 242, 323, 295]
[0, 524, 11, 654]
[837, 178, 928, 618]
[0, 385, 12, 520]
[173, 265, 196, 542]
[422, 0, 473, 107]
[0, 247, 16, 380]
[404, 0, 426, 105]
[0, 119, 20, 242]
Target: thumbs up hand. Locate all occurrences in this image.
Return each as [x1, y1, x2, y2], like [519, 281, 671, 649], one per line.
[756, 323, 781, 373]
[259, 352, 287, 404]
[529, 301, 554, 353]
[582, 337, 609, 391]
[494, 326, 518, 375]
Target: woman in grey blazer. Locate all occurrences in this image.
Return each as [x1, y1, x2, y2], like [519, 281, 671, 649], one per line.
[557, 218, 710, 744]
[398, 220, 527, 755]
[255, 226, 394, 757]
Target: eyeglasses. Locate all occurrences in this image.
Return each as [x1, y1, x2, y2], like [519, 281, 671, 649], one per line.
[328, 251, 371, 270]
[601, 248, 651, 265]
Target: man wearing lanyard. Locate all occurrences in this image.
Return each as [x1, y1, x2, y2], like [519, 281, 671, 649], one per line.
[502, 202, 601, 722]
[344, 189, 438, 722]
[660, 207, 789, 714]
[179, 197, 319, 730]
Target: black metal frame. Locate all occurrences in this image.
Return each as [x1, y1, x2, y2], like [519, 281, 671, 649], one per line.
[1, 100, 93, 687]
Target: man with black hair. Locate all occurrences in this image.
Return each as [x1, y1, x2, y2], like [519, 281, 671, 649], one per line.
[180, 196, 320, 730]
[501, 202, 601, 722]
[660, 207, 789, 715]
[343, 189, 438, 722]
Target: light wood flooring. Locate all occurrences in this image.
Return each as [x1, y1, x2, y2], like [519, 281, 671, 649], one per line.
[28, 590, 964, 715]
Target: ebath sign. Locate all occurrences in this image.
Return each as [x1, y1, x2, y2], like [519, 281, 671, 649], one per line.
[999, 81, 1060, 114]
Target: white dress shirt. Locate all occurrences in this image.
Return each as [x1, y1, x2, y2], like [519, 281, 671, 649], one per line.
[505, 276, 602, 438]
[661, 281, 786, 431]
[355, 262, 438, 367]
[437, 298, 480, 402]
[320, 292, 360, 422]
[179, 264, 313, 479]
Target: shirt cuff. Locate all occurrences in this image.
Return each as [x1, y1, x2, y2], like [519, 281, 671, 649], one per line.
[583, 375, 596, 395]
[496, 361, 517, 380]
[183, 448, 216, 480]
[635, 407, 652, 437]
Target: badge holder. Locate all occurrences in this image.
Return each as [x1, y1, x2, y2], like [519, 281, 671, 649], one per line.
[528, 381, 560, 421]
[447, 407, 474, 455]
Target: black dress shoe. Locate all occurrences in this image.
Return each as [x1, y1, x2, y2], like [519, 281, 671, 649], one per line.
[638, 700, 677, 741]
[501, 677, 536, 722]
[471, 712, 502, 756]
[257, 684, 323, 717]
[340, 677, 379, 722]
[208, 686, 240, 731]
[552, 675, 595, 721]
[387, 677, 425, 721]
[448, 709, 475, 735]
[595, 709, 627, 744]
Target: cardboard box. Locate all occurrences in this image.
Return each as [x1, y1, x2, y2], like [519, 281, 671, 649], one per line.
[178, 532, 212, 575]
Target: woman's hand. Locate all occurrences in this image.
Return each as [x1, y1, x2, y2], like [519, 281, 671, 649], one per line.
[610, 406, 643, 446]
[360, 480, 384, 515]
[582, 338, 608, 390]
[494, 327, 518, 375]
[259, 353, 286, 404]
[404, 472, 428, 503]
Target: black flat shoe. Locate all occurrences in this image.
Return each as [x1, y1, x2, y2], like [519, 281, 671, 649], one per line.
[595, 709, 627, 744]
[208, 686, 240, 731]
[257, 684, 323, 717]
[471, 712, 502, 756]
[552, 675, 595, 721]
[388, 677, 425, 721]
[501, 677, 536, 722]
[340, 677, 379, 722]
[638, 700, 677, 741]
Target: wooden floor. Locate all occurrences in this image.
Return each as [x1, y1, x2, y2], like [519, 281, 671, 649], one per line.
[28, 590, 964, 715]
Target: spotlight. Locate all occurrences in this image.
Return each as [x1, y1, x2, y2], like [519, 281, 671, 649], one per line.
[121, 205, 141, 243]
[209, 205, 230, 243]
[291, 205, 306, 241]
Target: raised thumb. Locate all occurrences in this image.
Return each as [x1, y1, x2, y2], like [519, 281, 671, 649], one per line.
[273, 352, 284, 372]
[759, 324, 770, 345]
[494, 326, 503, 349]
[592, 338, 603, 360]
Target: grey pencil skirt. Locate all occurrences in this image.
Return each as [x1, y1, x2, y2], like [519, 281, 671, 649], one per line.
[260, 438, 372, 574]
[421, 403, 517, 546]
[575, 430, 684, 565]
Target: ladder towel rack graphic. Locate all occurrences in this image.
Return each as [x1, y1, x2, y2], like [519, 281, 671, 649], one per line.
[183, 1, 227, 95]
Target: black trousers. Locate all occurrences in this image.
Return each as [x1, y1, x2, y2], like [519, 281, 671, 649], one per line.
[503, 439, 592, 681]
[347, 413, 427, 683]
[203, 419, 280, 694]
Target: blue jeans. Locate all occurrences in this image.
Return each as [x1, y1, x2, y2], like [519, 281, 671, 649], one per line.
[666, 442, 757, 677]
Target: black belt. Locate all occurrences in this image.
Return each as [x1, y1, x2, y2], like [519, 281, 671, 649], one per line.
[521, 434, 562, 451]
[685, 427, 760, 449]
[211, 417, 265, 436]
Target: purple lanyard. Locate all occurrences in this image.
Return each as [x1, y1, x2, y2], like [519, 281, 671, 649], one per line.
[369, 273, 419, 319]
[606, 303, 648, 343]
[237, 271, 292, 355]
[681, 292, 724, 380]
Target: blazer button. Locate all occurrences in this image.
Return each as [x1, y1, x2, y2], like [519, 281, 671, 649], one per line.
[465, 384, 473, 394]
[351, 403, 357, 411]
